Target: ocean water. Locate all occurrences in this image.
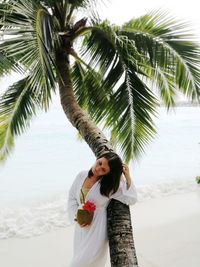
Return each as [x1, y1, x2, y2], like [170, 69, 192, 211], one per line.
[0, 98, 200, 239]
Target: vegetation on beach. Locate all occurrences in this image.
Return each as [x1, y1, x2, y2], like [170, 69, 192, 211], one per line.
[196, 176, 200, 184]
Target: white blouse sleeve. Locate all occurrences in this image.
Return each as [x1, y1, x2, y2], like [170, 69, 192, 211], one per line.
[110, 178, 138, 206]
[67, 172, 81, 224]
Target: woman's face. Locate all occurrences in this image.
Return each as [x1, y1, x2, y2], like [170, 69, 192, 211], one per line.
[92, 157, 110, 177]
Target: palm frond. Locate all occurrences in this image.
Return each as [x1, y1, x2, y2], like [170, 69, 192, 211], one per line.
[0, 0, 58, 110]
[0, 51, 23, 76]
[71, 60, 111, 121]
[102, 69, 158, 161]
[121, 10, 200, 106]
[81, 21, 117, 75]
[0, 76, 39, 162]
[68, 0, 98, 9]
[81, 21, 158, 160]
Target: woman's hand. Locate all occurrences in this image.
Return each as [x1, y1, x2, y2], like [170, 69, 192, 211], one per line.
[122, 163, 131, 179]
[122, 163, 132, 189]
[79, 223, 89, 228]
[74, 218, 89, 228]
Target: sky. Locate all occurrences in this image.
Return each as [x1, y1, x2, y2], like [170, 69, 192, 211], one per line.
[98, 0, 200, 34]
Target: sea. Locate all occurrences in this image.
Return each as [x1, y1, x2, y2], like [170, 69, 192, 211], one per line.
[0, 96, 200, 239]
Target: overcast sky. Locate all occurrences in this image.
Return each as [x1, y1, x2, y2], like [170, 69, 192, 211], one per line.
[98, 0, 200, 32]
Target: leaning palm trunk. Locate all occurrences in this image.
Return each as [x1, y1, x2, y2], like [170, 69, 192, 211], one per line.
[107, 200, 138, 267]
[56, 50, 138, 267]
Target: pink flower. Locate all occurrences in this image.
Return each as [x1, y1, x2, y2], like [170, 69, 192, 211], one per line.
[82, 201, 96, 213]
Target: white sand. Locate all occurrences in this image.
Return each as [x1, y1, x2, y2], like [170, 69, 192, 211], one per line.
[0, 191, 200, 267]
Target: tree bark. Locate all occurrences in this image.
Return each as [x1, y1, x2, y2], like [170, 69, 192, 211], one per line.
[55, 49, 113, 156]
[107, 200, 138, 267]
[56, 49, 138, 267]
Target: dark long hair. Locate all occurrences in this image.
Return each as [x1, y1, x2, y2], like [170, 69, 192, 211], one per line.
[88, 152, 123, 197]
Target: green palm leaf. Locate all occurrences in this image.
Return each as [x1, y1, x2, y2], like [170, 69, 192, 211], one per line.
[0, 76, 39, 161]
[81, 21, 158, 160]
[72, 60, 111, 120]
[0, 0, 58, 110]
[0, 51, 23, 76]
[121, 10, 200, 107]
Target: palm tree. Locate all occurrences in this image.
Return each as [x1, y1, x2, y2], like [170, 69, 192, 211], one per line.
[0, 0, 200, 266]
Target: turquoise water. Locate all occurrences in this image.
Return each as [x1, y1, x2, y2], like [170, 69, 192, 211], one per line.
[0, 98, 200, 205]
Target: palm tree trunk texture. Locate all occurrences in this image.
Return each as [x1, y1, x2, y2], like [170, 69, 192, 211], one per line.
[56, 50, 138, 266]
[55, 50, 113, 155]
[107, 200, 138, 267]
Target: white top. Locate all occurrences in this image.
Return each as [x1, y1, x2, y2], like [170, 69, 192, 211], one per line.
[67, 170, 138, 267]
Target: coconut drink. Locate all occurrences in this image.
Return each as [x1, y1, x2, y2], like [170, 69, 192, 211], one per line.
[76, 189, 96, 225]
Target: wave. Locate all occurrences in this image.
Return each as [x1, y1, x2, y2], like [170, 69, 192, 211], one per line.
[0, 179, 199, 239]
[137, 179, 199, 201]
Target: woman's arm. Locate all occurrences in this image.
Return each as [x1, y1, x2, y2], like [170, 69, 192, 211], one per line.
[122, 163, 132, 189]
[110, 164, 137, 205]
[67, 173, 80, 224]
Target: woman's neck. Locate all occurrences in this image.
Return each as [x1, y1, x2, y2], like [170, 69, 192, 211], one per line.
[89, 174, 99, 182]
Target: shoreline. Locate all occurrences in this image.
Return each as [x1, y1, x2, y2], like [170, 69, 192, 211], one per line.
[0, 180, 199, 240]
[0, 191, 200, 267]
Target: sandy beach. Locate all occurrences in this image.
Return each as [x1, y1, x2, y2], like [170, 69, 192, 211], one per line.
[0, 191, 200, 267]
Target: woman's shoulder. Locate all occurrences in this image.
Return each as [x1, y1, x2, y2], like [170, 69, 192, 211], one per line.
[70, 170, 88, 188]
[75, 170, 88, 180]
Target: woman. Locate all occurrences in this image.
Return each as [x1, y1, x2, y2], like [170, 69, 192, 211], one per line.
[67, 152, 137, 267]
